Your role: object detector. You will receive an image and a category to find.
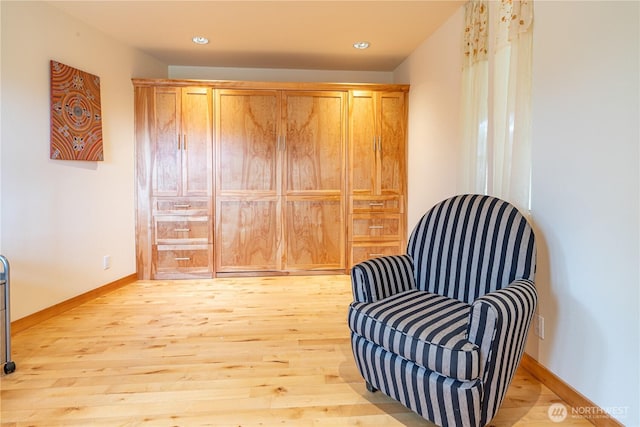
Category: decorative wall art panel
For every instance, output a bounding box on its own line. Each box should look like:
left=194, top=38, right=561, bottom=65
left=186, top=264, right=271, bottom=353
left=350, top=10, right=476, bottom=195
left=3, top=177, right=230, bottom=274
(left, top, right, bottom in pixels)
left=50, top=61, right=103, bottom=161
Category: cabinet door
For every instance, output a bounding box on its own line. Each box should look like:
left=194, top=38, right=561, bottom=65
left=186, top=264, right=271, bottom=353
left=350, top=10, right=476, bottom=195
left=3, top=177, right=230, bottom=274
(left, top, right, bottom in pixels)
left=153, top=88, right=181, bottom=197
left=181, top=87, right=212, bottom=197
left=378, top=92, right=406, bottom=195
left=349, top=91, right=377, bottom=195
left=283, top=92, right=346, bottom=270
left=284, top=92, right=345, bottom=194
left=215, top=90, right=282, bottom=272
left=216, top=198, right=280, bottom=271
left=217, top=90, right=279, bottom=192
left=285, top=198, right=344, bottom=269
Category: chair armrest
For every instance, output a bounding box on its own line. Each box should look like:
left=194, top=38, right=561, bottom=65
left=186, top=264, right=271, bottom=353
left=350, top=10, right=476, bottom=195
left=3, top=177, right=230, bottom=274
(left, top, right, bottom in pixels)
left=467, top=279, right=537, bottom=422
left=350, top=255, right=416, bottom=303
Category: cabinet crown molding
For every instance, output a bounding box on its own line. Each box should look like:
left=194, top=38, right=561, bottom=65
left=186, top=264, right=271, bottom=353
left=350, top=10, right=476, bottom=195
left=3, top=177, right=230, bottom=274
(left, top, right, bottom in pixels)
left=132, top=78, right=409, bottom=92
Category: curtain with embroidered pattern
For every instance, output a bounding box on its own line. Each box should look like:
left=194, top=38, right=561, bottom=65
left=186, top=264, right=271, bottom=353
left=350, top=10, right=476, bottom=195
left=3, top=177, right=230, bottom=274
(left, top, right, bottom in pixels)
left=460, top=0, right=534, bottom=211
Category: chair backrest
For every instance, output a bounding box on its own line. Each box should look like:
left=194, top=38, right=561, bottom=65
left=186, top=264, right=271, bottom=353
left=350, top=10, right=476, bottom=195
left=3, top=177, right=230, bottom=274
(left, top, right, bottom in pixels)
left=407, top=194, right=535, bottom=304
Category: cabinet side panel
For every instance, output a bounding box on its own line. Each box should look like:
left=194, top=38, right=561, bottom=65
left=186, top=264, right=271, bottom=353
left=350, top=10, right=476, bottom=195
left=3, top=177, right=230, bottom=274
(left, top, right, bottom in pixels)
left=135, top=86, right=155, bottom=279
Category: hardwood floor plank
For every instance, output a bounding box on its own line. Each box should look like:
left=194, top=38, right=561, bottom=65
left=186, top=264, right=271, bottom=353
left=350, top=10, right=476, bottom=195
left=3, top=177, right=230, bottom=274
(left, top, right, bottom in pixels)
left=1, top=276, right=590, bottom=426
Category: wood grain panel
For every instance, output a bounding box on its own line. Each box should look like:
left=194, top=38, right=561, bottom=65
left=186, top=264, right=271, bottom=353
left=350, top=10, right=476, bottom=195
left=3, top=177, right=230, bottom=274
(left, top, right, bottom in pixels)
left=350, top=195, right=403, bottom=213
left=153, top=244, right=213, bottom=278
left=379, top=92, right=406, bottom=195
left=217, top=198, right=280, bottom=271
left=181, top=87, right=212, bottom=196
left=351, top=242, right=404, bottom=266
left=349, top=92, right=377, bottom=195
left=154, top=215, right=210, bottom=244
left=284, top=92, right=345, bottom=193
left=350, top=214, right=402, bottom=240
left=153, top=198, right=210, bottom=215
left=134, top=86, right=155, bottom=279
left=153, top=88, right=181, bottom=197
left=217, top=90, right=279, bottom=192
left=285, top=199, right=344, bottom=269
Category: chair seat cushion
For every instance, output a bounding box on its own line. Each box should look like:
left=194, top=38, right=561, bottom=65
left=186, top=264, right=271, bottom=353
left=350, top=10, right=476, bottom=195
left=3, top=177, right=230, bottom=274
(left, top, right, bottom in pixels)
left=348, top=289, right=481, bottom=381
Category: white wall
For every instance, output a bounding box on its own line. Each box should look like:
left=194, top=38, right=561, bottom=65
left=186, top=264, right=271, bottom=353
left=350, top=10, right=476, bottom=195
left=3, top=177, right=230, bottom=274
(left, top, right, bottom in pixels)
left=169, top=65, right=393, bottom=84
left=0, top=1, right=167, bottom=320
left=394, top=7, right=463, bottom=229
left=531, top=2, right=639, bottom=424
left=397, top=1, right=639, bottom=424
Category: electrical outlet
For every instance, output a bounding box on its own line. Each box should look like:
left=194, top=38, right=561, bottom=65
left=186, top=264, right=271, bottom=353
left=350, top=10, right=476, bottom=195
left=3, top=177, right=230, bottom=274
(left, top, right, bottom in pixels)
left=534, top=314, right=544, bottom=339
left=103, top=255, right=111, bottom=270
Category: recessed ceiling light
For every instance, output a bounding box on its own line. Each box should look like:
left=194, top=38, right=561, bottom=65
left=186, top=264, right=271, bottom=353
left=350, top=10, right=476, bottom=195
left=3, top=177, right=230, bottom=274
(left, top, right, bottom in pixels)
left=192, top=36, right=209, bottom=45
left=353, top=41, right=370, bottom=50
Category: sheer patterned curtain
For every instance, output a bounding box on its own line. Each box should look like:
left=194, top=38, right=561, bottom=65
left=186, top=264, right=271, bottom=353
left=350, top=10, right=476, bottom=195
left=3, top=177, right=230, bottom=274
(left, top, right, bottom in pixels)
left=460, top=0, right=534, bottom=211
left=460, top=0, right=489, bottom=194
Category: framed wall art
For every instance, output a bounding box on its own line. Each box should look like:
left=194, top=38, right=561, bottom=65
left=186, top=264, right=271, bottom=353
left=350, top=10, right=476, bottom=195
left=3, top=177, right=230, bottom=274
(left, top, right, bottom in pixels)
left=50, top=60, right=104, bottom=161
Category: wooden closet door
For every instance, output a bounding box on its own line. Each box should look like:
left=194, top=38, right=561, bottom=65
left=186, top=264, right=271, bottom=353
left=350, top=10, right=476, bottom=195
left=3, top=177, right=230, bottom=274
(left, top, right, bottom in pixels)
left=153, top=88, right=181, bottom=197
left=378, top=92, right=406, bottom=195
left=283, top=92, right=346, bottom=270
left=181, top=87, right=212, bottom=197
left=349, top=91, right=377, bottom=195
left=216, top=90, right=282, bottom=271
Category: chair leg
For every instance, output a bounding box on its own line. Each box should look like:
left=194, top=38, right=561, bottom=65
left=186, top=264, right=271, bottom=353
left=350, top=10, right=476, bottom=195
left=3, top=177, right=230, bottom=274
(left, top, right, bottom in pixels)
left=365, top=381, right=377, bottom=393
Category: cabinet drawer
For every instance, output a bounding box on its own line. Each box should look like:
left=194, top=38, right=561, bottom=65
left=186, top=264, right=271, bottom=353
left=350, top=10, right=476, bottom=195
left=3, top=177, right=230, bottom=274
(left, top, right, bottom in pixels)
left=154, top=198, right=210, bottom=215
left=350, top=242, right=404, bottom=266
left=351, top=196, right=403, bottom=213
left=154, top=216, right=210, bottom=244
left=154, top=244, right=212, bottom=274
left=351, top=214, right=402, bottom=240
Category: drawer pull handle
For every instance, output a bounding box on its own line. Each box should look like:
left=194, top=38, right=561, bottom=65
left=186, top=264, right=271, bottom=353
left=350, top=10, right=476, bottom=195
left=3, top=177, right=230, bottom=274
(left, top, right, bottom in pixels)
left=368, top=203, right=385, bottom=207
left=173, top=204, right=191, bottom=208
left=174, top=257, right=191, bottom=261
left=174, top=228, right=191, bottom=232
left=368, top=225, right=384, bottom=229
left=369, top=253, right=385, bottom=257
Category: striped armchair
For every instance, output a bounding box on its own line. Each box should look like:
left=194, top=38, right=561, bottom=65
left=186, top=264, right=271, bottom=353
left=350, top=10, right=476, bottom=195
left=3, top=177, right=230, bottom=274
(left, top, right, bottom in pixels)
left=348, top=194, right=537, bottom=427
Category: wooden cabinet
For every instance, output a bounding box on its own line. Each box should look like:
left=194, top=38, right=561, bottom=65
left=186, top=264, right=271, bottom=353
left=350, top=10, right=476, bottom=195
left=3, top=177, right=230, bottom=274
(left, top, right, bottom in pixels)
left=348, top=91, right=407, bottom=267
left=152, top=87, right=212, bottom=197
left=215, top=89, right=346, bottom=273
left=349, top=90, right=406, bottom=196
left=215, top=90, right=281, bottom=272
left=135, top=86, right=213, bottom=279
left=283, top=92, right=346, bottom=270
left=135, top=79, right=407, bottom=278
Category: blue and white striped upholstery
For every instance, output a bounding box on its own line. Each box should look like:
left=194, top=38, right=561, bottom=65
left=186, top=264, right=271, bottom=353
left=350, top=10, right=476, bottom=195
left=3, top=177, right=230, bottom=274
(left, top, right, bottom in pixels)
left=351, top=255, right=416, bottom=303
left=408, top=194, right=535, bottom=303
left=348, top=195, right=537, bottom=427
left=349, top=290, right=480, bottom=381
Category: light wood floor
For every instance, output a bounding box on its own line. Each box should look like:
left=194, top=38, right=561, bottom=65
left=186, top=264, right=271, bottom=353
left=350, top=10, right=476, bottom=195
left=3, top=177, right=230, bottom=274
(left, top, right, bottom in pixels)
left=1, top=275, right=590, bottom=426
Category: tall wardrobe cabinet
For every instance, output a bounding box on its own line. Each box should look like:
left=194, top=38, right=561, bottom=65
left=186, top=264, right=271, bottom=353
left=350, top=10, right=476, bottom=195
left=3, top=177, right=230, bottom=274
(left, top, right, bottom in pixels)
left=215, top=90, right=346, bottom=273
left=135, top=85, right=213, bottom=279
left=348, top=91, right=407, bottom=266
left=134, top=79, right=408, bottom=280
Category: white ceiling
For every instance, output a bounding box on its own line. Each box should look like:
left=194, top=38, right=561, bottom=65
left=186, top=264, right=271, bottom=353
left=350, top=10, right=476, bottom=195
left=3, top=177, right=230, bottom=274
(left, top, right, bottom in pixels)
left=47, top=1, right=463, bottom=71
